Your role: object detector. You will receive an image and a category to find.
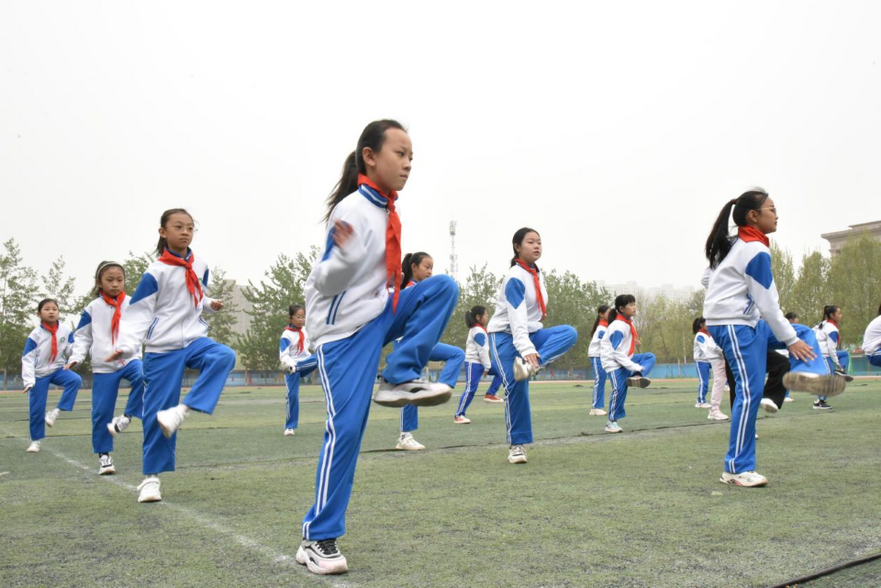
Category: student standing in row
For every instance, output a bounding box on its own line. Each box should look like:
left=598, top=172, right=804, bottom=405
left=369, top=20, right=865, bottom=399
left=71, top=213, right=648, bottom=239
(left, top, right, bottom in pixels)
left=280, top=304, right=318, bottom=436
left=812, top=305, right=850, bottom=410
left=692, top=317, right=728, bottom=421
left=454, top=305, right=502, bottom=424
left=587, top=305, right=610, bottom=416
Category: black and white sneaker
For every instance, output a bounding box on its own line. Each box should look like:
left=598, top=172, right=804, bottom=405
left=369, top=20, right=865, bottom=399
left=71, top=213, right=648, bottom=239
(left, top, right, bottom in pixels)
left=834, top=368, right=854, bottom=383
left=107, top=414, right=132, bottom=438
left=98, top=453, right=116, bottom=475
left=296, top=538, right=348, bottom=575
left=373, top=379, right=451, bottom=407
left=813, top=399, right=832, bottom=410
left=784, top=372, right=846, bottom=397
left=625, top=376, right=651, bottom=388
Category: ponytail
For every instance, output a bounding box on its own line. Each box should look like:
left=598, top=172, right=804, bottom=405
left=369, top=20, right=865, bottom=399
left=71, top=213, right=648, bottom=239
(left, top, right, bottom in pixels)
left=590, top=304, right=610, bottom=336
left=465, top=305, right=487, bottom=328
left=817, top=305, right=839, bottom=328
left=692, top=317, right=705, bottom=334
left=401, top=251, right=430, bottom=289
left=705, top=189, right=770, bottom=268
left=323, top=119, right=407, bottom=223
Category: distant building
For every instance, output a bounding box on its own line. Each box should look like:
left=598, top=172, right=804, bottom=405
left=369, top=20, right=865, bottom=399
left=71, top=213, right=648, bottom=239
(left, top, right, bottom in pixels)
left=225, top=280, right=253, bottom=337
left=821, top=220, right=881, bottom=257
left=596, top=280, right=696, bottom=303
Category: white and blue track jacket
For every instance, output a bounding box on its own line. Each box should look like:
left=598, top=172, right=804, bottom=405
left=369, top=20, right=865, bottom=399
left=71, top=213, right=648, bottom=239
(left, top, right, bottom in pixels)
left=305, top=186, right=397, bottom=348
left=465, top=326, right=491, bottom=369
left=587, top=322, right=608, bottom=358
left=703, top=238, right=798, bottom=346
left=487, top=263, right=548, bottom=358
left=693, top=330, right=723, bottom=362
left=813, top=321, right=841, bottom=367
left=280, top=327, right=312, bottom=371
left=600, top=318, right=642, bottom=373
left=69, top=296, right=142, bottom=373
left=116, top=249, right=218, bottom=356
left=862, top=315, right=881, bottom=356
left=22, top=323, right=74, bottom=388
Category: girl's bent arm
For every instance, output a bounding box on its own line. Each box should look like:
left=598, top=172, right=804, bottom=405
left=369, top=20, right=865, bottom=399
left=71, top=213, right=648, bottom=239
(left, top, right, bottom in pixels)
left=312, top=221, right=370, bottom=297
left=67, top=310, right=93, bottom=367
left=744, top=250, right=798, bottom=346
left=116, top=273, right=159, bottom=357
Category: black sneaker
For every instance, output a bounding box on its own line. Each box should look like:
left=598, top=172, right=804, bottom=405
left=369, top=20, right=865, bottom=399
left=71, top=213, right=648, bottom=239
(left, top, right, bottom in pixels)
left=296, top=538, right=348, bottom=575
left=813, top=399, right=832, bottom=410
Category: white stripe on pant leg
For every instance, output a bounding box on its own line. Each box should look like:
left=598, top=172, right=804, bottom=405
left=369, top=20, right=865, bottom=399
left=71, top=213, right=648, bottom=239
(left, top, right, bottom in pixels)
left=457, top=364, right=472, bottom=415
left=490, top=333, right=514, bottom=444
left=609, top=369, right=619, bottom=421
left=728, top=325, right=752, bottom=474
left=317, top=348, right=337, bottom=509
left=304, top=346, right=337, bottom=540
left=592, top=358, right=599, bottom=407
left=400, top=407, right=405, bottom=432
left=697, top=364, right=706, bottom=403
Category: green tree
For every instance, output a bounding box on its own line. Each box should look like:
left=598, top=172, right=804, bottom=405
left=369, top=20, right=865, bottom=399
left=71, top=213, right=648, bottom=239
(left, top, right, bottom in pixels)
left=0, top=239, right=40, bottom=386
left=123, top=251, right=154, bottom=294
left=770, top=242, right=797, bottom=307
left=828, top=235, right=881, bottom=347
left=440, top=264, right=501, bottom=353
left=203, top=266, right=240, bottom=347
left=543, top=270, right=609, bottom=369
left=237, top=249, right=316, bottom=371
left=41, top=256, right=78, bottom=329
left=790, top=250, right=832, bottom=325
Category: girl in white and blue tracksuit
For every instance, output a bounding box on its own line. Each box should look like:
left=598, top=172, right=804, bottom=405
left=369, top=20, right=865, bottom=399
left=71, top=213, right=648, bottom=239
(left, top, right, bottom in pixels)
left=68, top=261, right=144, bottom=463
left=703, top=190, right=838, bottom=484
left=863, top=305, right=881, bottom=368
left=299, top=121, right=458, bottom=568
left=396, top=252, right=465, bottom=447
left=280, top=304, right=318, bottom=433
left=114, top=209, right=236, bottom=494
left=22, top=299, right=81, bottom=445
left=813, top=305, right=849, bottom=404
left=587, top=305, right=610, bottom=413
left=600, top=294, right=656, bottom=430
left=455, top=305, right=498, bottom=420
left=487, top=227, right=578, bottom=461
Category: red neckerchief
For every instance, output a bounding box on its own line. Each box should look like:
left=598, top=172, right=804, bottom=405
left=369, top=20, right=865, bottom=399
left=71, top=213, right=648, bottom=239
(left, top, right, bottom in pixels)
left=515, top=260, right=546, bottom=319
left=358, top=174, right=402, bottom=312
left=476, top=324, right=488, bottom=333
left=599, top=319, right=609, bottom=328
left=41, top=321, right=59, bottom=363
left=101, top=291, right=126, bottom=344
left=699, top=328, right=710, bottom=336
left=615, top=314, right=639, bottom=356
left=285, top=325, right=304, bottom=353
left=405, top=280, right=416, bottom=289
left=737, top=226, right=770, bottom=247
left=158, top=248, right=203, bottom=308
left=827, top=320, right=838, bottom=328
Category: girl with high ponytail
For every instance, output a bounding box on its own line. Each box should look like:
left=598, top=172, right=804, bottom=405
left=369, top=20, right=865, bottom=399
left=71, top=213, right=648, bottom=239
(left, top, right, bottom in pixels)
left=454, top=305, right=504, bottom=423
left=702, top=189, right=845, bottom=488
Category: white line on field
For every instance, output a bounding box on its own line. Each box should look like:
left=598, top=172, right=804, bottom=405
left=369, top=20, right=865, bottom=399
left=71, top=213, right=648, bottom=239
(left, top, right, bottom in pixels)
left=0, top=427, right=354, bottom=588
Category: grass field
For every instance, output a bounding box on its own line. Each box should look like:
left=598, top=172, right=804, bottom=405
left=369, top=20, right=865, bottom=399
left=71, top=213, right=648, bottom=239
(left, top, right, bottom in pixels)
left=2, top=378, right=881, bottom=588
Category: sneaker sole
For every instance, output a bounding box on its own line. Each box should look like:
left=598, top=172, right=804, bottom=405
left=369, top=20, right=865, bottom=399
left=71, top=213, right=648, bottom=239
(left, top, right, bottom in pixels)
left=813, top=406, right=832, bottom=410
left=373, top=388, right=452, bottom=408
left=395, top=444, right=425, bottom=451
left=453, top=420, right=471, bottom=425
left=507, top=457, right=527, bottom=464
left=604, top=428, right=623, bottom=434
left=99, top=467, right=117, bottom=476
left=157, top=415, right=179, bottom=438
left=760, top=402, right=779, bottom=414
left=138, top=493, right=162, bottom=503
left=783, top=372, right=846, bottom=397
left=484, top=398, right=504, bottom=403
left=720, top=476, right=768, bottom=488
left=107, top=423, right=121, bottom=438
left=625, top=377, right=651, bottom=388
left=296, top=546, right=348, bottom=575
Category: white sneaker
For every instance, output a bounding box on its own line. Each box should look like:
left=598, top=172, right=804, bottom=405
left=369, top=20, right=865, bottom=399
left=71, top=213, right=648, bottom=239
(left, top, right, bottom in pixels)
left=98, top=454, right=116, bottom=475
left=44, top=408, right=60, bottom=427
left=720, top=471, right=768, bottom=487
left=783, top=396, right=794, bottom=403
left=137, top=476, right=162, bottom=503
left=760, top=398, right=779, bottom=414
left=507, top=445, right=527, bottom=464
left=694, top=402, right=712, bottom=409
left=708, top=411, right=729, bottom=421
left=107, top=415, right=132, bottom=438
left=26, top=440, right=41, bottom=453
left=373, top=379, right=452, bottom=407
left=589, top=408, right=608, bottom=416
left=513, top=358, right=539, bottom=382
left=284, top=428, right=296, bottom=436
left=453, top=415, right=471, bottom=424
left=604, top=422, right=623, bottom=433
left=396, top=432, right=425, bottom=451
left=156, top=404, right=191, bottom=438
left=296, top=539, right=348, bottom=575
left=783, top=372, right=847, bottom=397
left=625, top=376, right=651, bottom=388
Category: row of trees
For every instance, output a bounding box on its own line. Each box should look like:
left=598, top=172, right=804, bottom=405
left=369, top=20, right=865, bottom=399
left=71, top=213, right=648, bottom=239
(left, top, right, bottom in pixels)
left=2, top=234, right=878, bottom=382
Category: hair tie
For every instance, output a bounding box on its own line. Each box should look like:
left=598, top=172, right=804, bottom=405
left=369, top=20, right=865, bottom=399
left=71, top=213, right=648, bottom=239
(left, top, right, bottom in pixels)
left=95, top=261, right=123, bottom=279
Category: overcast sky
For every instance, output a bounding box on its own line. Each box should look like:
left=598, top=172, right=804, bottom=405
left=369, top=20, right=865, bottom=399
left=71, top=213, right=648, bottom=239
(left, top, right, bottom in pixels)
left=2, top=1, right=879, bottom=300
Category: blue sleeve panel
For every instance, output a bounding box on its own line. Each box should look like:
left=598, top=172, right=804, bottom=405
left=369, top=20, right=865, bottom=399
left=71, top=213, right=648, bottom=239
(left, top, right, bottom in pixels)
left=598, top=331, right=605, bottom=340
left=505, top=278, right=526, bottom=309
left=280, top=338, right=290, bottom=352
left=745, top=252, right=774, bottom=289
left=610, top=331, right=624, bottom=350
left=76, top=310, right=92, bottom=331
left=129, top=273, right=159, bottom=305
left=321, top=227, right=336, bottom=262
left=830, top=331, right=839, bottom=343
left=202, top=268, right=210, bottom=288
left=474, top=333, right=486, bottom=347
left=697, top=335, right=705, bottom=344
left=22, top=338, right=37, bottom=356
